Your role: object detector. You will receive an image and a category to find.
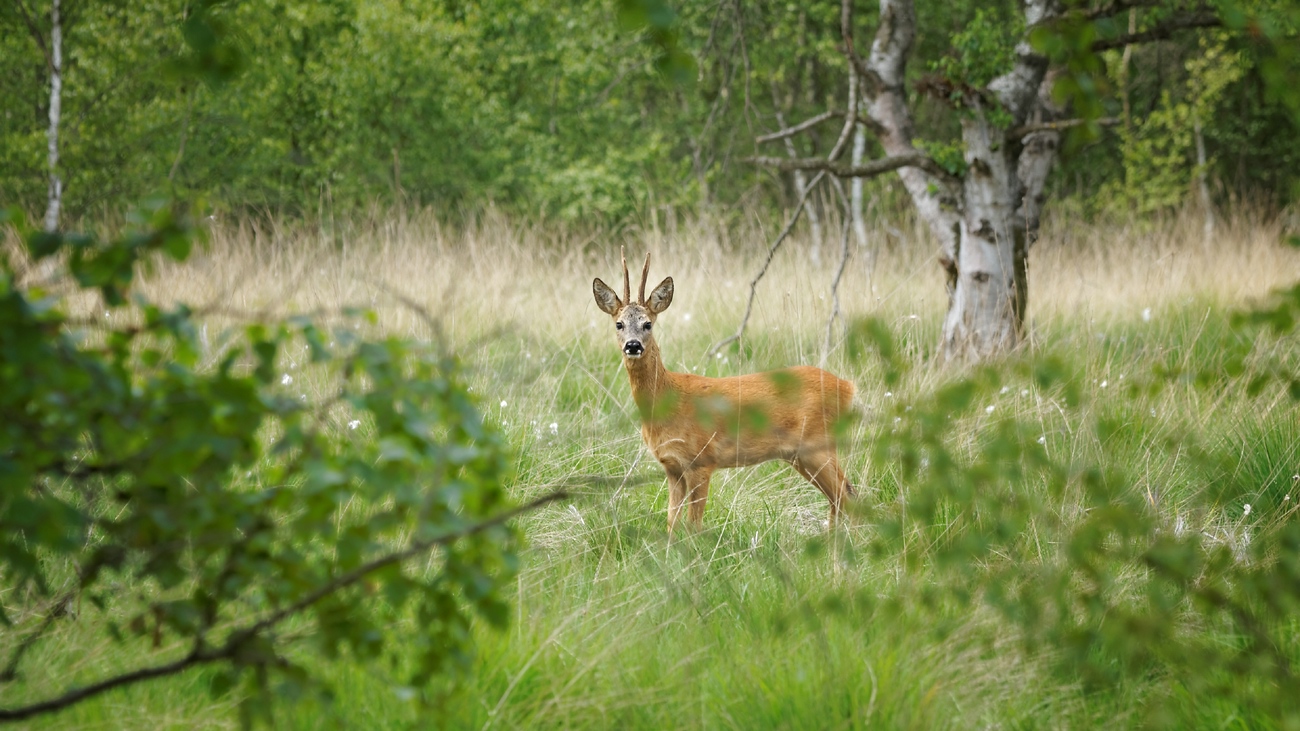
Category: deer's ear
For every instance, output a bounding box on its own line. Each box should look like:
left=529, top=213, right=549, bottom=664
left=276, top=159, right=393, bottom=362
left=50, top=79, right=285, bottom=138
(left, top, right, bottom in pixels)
left=593, top=278, right=623, bottom=316
left=646, top=276, right=673, bottom=314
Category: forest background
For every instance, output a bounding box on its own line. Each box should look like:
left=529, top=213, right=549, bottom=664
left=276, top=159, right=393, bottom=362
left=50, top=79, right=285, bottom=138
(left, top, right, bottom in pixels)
left=3, top=0, right=1297, bottom=227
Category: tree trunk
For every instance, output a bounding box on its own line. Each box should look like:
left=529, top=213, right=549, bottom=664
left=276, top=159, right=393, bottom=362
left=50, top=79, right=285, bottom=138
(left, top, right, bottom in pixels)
left=936, top=0, right=1054, bottom=361
left=940, top=112, right=1024, bottom=360
left=44, top=0, right=63, bottom=233
left=850, top=120, right=869, bottom=256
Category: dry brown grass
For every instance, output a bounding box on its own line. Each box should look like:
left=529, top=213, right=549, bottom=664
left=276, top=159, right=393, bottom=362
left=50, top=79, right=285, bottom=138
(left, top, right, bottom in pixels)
left=128, top=205, right=1299, bottom=360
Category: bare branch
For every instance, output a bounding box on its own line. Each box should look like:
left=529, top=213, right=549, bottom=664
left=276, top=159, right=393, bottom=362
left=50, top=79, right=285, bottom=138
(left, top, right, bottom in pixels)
left=0, top=592, right=76, bottom=684
left=1091, top=12, right=1221, bottom=51
left=755, top=110, right=840, bottom=144
left=749, top=152, right=960, bottom=186
left=826, top=67, right=859, bottom=161
left=840, top=0, right=879, bottom=92
left=822, top=187, right=853, bottom=368
left=1008, top=116, right=1120, bottom=139
left=0, top=490, right=569, bottom=723
left=706, top=171, right=827, bottom=358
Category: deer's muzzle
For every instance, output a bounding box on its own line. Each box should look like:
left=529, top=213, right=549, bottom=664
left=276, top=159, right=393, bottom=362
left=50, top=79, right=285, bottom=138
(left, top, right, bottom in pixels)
left=623, top=340, right=644, bottom=357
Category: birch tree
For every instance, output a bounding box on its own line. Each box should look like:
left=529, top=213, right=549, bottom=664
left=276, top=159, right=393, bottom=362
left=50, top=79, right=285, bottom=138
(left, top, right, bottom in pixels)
left=43, top=0, right=61, bottom=232
left=753, top=0, right=1225, bottom=362
left=12, top=0, right=63, bottom=231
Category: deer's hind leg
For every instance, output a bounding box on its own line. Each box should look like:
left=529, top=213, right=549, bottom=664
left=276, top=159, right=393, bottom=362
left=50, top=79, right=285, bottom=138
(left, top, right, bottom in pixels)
left=791, top=449, right=851, bottom=525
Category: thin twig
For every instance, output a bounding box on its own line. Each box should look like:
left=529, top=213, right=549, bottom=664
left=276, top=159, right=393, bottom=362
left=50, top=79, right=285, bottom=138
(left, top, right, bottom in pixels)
left=705, top=170, right=827, bottom=358
left=0, top=592, right=76, bottom=683
left=0, top=490, right=568, bottom=723
left=1090, top=11, right=1220, bottom=51
left=822, top=184, right=853, bottom=367
left=826, top=68, right=858, bottom=161
left=1008, top=116, right=1119, bottom=139
left=748, top=152, right=960, bottom=187
left=755, top=110, right=840, bottom=143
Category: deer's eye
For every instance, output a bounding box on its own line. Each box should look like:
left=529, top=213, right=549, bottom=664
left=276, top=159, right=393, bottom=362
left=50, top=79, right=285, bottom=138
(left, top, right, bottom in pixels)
left=643, top=322, right=652, bottom=331
left=615, top=322, right=624, bottom=330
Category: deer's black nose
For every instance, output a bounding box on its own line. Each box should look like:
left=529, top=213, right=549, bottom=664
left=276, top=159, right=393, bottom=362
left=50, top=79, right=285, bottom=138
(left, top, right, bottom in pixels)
left=623, top=340, right=644, bottom=357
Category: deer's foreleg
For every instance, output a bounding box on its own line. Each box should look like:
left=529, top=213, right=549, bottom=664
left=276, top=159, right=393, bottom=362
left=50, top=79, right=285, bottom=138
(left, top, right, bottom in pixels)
left=685, top=467, right=715, bottom=528
left=665, top=465, right=687, bottom=535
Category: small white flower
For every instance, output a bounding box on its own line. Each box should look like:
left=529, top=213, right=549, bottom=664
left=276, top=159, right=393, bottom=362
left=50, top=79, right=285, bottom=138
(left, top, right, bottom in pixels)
left=1037, top=436, right=1047, bottom=445
left=716, top=352, right=723, bottom=359
left=1021, top=389, right=1029, bottom=397
left=299, top=393, right=307, bottom=402
left=884, top=391, right=893, bottom=398
left=1243, top=503, right=1253, bottom=516
left=985, top=405, right=995, bottom=414
left=999, top=386, right=1010, bottom=395
left=684, top=313, right=692, bottom=321
left=908, top=314, right=919, bottom=320
left=1100, top=380, right=1108, bottom=388
left=104, top=311, right=110, bottom=318
left=1142, top=308, right=1152, bottom=322
left=1293, top=474, right=1299, bottom=482
left=549, top=422, right=558, bottom=436
left=348, top=420, right=360, bottom=430
left=500, top=400, right=508, bottom=408
left=281, top=374, right=293, bottom=386
left=1285, top=495, right=1291, bottom=502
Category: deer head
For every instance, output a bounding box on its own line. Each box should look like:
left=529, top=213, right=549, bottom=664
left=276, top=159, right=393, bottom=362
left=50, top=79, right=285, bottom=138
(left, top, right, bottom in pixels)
left=592, top=249, right=674, bottom=360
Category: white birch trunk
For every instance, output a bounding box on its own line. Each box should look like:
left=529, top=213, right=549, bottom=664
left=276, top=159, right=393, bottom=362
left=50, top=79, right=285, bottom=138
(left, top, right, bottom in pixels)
left=44, top=0, right=63, bottom=232
left=850, top=120, right=869, bottom=253
left=940, top=113, right=1022, bottom=360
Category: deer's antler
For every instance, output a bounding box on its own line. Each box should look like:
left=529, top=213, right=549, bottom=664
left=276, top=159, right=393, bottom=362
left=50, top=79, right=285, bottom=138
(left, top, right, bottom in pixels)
left=621, top=247, right=631, bottom=304
left=638, top=252, right=651, bottom=304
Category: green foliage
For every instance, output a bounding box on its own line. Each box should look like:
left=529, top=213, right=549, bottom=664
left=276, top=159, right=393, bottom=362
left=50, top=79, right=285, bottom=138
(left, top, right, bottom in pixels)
left=1098, top=34, right=1246, bottom=214
left=0, top=204, right=522, bottom=722
left=847, top=313, right=1300, bottom=726
left=930, top=9, right=1021, bottom=89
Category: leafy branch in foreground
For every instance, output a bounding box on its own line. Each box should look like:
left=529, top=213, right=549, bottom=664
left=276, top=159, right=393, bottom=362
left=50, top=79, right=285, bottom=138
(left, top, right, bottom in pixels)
left=0, top=202, right=555, bottom=724
left=842, top=310, right=1300, bottom=726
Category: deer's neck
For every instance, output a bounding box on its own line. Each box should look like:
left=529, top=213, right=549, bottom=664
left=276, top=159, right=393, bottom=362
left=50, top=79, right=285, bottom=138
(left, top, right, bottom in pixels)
left=624, top=342, right=674, bottom=424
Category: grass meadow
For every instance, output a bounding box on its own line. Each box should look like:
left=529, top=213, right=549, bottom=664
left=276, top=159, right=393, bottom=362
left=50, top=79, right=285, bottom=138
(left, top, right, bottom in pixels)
left=7, top=205, right=1300, bottom=729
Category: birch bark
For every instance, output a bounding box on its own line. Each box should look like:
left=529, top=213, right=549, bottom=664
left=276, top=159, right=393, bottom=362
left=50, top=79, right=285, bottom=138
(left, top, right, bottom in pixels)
left=43, top=0, right=63, bottom=233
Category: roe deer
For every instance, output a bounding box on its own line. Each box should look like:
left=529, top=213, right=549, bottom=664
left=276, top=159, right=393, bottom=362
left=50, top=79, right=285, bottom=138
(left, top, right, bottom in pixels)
left=593, top=250, right=857, bottom=533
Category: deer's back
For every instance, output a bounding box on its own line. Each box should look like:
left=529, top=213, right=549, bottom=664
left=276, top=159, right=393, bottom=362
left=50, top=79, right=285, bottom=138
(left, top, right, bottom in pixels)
left=645, top=365, right=855, bottom=470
